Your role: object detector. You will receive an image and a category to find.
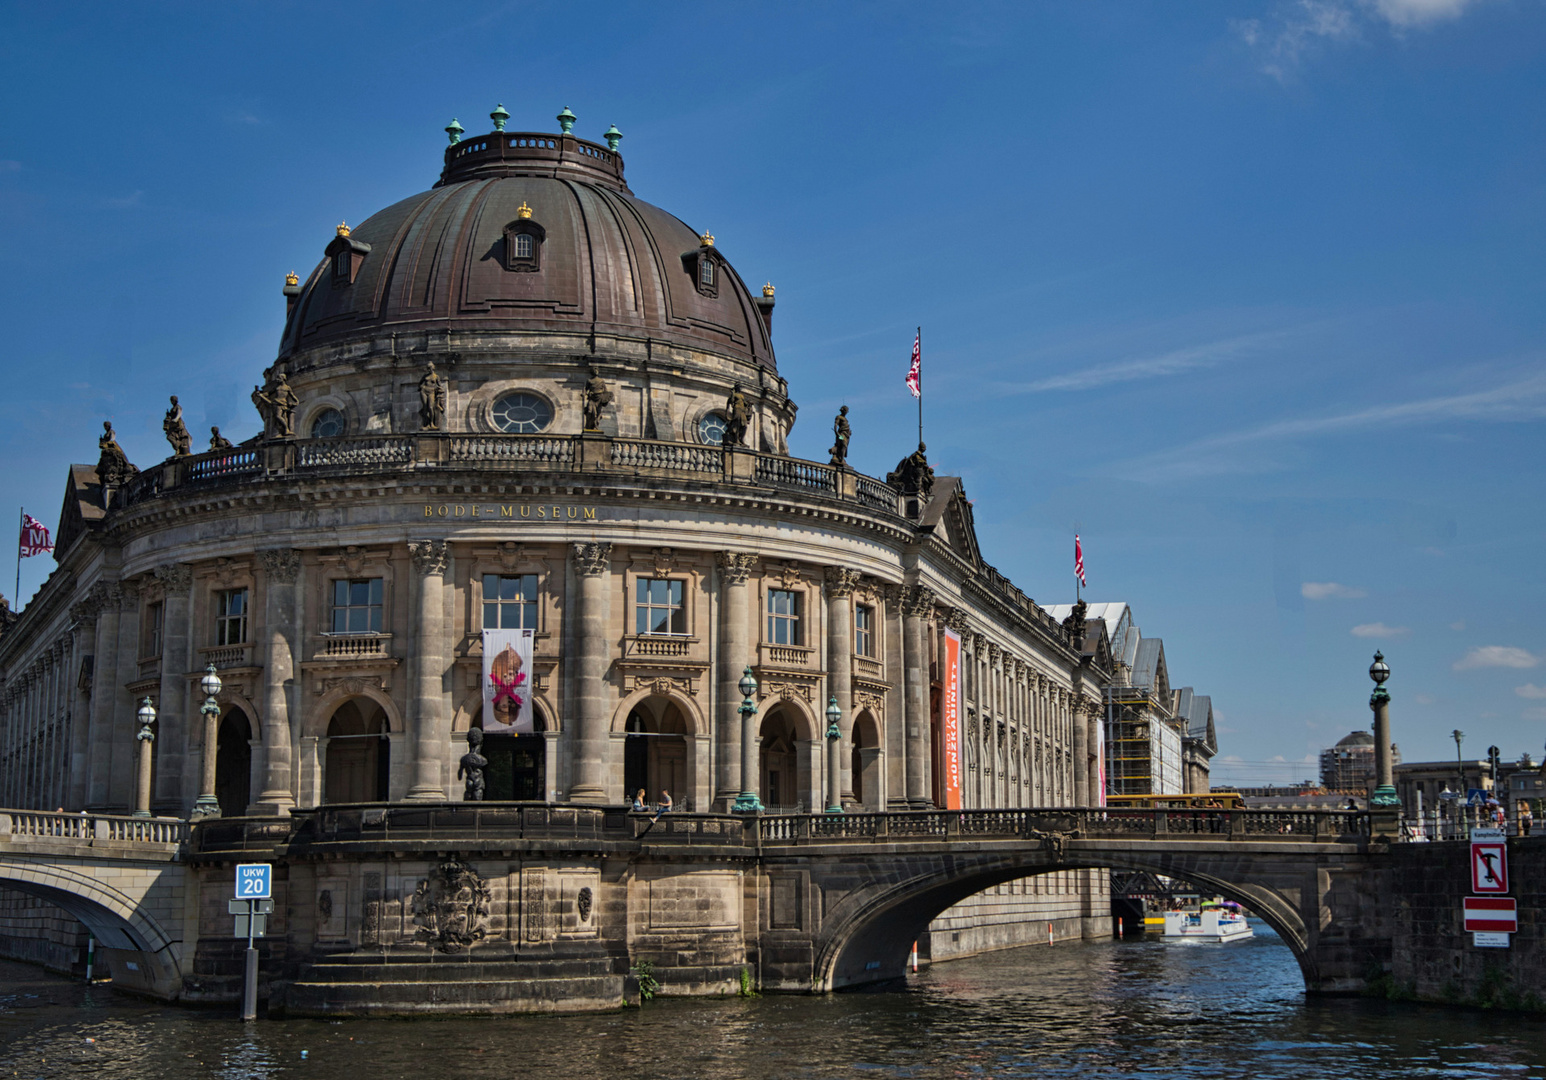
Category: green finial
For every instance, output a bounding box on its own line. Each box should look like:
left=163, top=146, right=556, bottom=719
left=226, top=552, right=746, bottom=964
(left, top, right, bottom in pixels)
left=490, top=103, right=509, bottom=132
left=556, top=106, right=576, bottom=134
left=445, top=118, right=464, bottom=145
left=603, top=124, right=623, bottom=151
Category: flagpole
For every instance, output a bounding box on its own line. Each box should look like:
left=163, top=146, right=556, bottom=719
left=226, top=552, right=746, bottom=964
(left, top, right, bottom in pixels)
left=916, top=326, right=923, bottom=447
left=15, top=507, right=23, bottom=605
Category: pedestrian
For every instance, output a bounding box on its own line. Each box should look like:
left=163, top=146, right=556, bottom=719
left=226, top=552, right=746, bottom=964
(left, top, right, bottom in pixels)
left=631, top=788, right=646, bottom=812
left=1519, top=801, right=1533, bottom=837
left=659, top=790, right=672, bottom=814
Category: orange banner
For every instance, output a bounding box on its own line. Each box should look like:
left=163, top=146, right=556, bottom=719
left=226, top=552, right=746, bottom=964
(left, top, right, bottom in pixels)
left=942, top=629, right=962, bottom=810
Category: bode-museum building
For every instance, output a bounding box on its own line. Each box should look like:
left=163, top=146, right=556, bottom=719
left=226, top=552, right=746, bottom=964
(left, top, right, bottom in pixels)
left=0, top=108, right=1115, bottom=974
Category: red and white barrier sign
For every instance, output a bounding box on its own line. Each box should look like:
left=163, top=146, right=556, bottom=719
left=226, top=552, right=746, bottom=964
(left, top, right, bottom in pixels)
left=1471, top=839, right=1509, bottom=893
left=1463, top=896, right=1517, bottom=934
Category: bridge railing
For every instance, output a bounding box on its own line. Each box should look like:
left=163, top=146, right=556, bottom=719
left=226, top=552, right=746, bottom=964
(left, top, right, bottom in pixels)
left=0, top=810, right=187, bottom=847
left=756, top=807, right=1369, bottom=843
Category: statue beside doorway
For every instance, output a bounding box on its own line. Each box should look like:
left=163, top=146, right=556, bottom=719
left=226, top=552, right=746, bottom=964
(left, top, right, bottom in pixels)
left=459, top=727, right=488, bottom=802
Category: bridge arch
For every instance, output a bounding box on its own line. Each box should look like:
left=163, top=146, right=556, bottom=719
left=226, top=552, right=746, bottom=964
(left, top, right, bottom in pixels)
left=806, top=848, right=1316, bottom=994
left=0, top=857, right=184, bottom=998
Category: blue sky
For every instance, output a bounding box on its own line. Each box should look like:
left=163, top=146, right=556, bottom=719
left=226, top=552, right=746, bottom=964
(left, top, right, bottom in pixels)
left=2, top=1, right=1543, bottom=785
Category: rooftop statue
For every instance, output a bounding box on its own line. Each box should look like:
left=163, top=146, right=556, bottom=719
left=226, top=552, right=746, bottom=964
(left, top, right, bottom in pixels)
left=252, top=371, right=298, bottom=439
left=209, top=427, right=233, bottom=451
left=582, top=370, right=614, bottom=432
left=722, top=385, right=752, bottom=448
left=162, top=395, right=192, bottom=457
left=829, top=405, right=851, bottom=468
left=419, top=361, right=447, bottom=431
left=886, top=441, right=935, bottom=500
left=96, top=421, right=138, bottom=487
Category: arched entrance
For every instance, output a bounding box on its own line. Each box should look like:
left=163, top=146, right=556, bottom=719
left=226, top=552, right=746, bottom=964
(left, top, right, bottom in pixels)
left=215, top=707, right=252, bottom=817
left=851, top=711, right=882, bottom=810
left=482, top=710, right=548, bottom=801
left=323, top=698, right=390, bottom=803
left=622, top=699, right=689, bottom=807
left=760, top=705, right=813, bottom=811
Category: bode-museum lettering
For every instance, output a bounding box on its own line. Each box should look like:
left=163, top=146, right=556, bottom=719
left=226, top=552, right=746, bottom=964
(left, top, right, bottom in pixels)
left=422, top=503, right=600, bottom=520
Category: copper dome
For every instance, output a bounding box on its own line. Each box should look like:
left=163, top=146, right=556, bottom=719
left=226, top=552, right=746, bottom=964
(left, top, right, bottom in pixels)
left=277, top=130, right=776, bottom=371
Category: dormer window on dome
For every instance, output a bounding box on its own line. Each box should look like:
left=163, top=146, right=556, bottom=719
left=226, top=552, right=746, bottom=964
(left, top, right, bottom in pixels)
left=325, top=222, right=372, bottom=288
left=681, top=232, right=720, bottom=299
left=503, top=203, right=546, bottom=273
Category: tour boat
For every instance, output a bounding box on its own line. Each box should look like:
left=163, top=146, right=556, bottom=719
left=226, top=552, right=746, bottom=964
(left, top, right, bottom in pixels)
left=1162, top=906, right=1255, bottom=943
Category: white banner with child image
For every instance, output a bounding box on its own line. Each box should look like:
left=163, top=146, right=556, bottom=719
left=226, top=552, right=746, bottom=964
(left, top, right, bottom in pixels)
left=481, top=628, right=535, bottom=733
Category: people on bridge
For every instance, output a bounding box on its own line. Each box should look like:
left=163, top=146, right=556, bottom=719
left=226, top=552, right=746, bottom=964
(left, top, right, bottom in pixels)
left=631, top=789, right=646, bottom=813
left=1519, top=801, right=1533, bottom=837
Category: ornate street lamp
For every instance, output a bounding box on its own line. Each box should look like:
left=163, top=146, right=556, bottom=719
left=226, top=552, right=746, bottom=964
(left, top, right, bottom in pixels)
left=192, top=663, right=224, bottom=818
left=1366, top=653, right=1400, bottom=833
left=133, top=697, right=156, bottom=818
left=825, top=696, right=844, bottom=814
left=732, top=666, right=763, bottom=813
left=1453, top=728, right=1468, bottom=827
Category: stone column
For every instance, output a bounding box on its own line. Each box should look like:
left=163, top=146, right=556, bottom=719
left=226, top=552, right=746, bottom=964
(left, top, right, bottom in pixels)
left=569, top=541, right=612, bottom=804
left=1086, top=695, right=1103, bottom=806
left=900, top=584, right=935, bottom=808
left=252, top=550, right=300, bottom=814
left=133, top=711, right=155, bottom=817
left=715, top=551, right=756, bottom=808
left=824, top=566, right=860, bottom=803
left=107, top=582, right=143, bottom=810
left=66, top=601, right=97, bottom=810
left=406, top=540, right=449, bottom=802
left=193, top=688, right=221, bottom=817
left=152, top=563, right=193, bottom=810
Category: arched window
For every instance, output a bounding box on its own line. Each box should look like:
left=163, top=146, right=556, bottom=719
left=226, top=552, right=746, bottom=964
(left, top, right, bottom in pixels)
left=310, top=408, right=346, bottom=439
left=698, top=412, right=728, bottom=446
left=491, top=392, right=554, bottom=434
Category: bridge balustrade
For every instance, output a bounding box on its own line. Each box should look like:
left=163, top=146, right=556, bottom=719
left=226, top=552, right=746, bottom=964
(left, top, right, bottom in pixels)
left=0, top=810, right=187, bottom=847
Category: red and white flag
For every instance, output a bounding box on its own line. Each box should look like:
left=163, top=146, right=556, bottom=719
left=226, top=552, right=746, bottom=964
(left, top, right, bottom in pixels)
left=1074, top=534, right=1086, bottom=588
left=905, top=331, right=921, bottom=399
left=19, top=514, right=52, bottom=558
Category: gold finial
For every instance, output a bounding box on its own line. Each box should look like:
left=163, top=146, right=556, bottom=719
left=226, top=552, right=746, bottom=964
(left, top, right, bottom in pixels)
left=516, top=201, right=533, bottom=220
left=336, top=221, right=351, bottom=237
left=285, top=270, right=299, bottom=287
left=762, top=282, right=775, bottom=298
left=699, top=231, right=714, bottom=247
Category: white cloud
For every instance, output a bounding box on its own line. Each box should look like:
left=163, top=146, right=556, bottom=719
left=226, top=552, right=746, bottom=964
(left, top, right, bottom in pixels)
left=1352, top=622, right=1408, bottom=638
left=1413, top=693, right=1435, bottom=705
left=1454, top=646, right=1540, bottom=671
left=1450, top=620, right=1467, bottom=631
left=105, top=191, right=144, bottom=209
left=1006, top=332, right=1277, bottom=394
left=1302, top=581, right=1367, bottom=600
left=1369, top=0, right=1480, bottom=28
left=1515, top=684, right=1546, bottom=699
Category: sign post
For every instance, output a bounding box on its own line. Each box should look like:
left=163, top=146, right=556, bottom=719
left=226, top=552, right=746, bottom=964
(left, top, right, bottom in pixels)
left=233, top=864, right=272, bottom=1020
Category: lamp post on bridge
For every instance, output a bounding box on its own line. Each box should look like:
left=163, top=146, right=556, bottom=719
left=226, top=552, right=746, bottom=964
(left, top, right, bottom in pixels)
left=192, top=664, right=224, bottom=818
left=1367, top=652, right=1400, bottom=838
left=732, top=667, right=764, bottom=814
left=825, top=696, right=844, bottom=814
left=133, top=698, right=156, bottom=818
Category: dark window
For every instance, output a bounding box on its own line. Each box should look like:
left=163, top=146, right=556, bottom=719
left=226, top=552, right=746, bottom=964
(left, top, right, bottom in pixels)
left=482, top=574, right=538, bottom=630
left=636, top=578, right=686, bottom=636
left=767, top=589, right=803, bottom=646
left=491, top=392, right=554, bottom=434
left=332, top=249, right=351, bottom=282
left=310, top=408, right=346, bottom=438
left=215, top=589, right=248, bottom=646
left=145, top=602, right=164, bottom=658
left=331, top=578, right=384, bottom=634
left=855, top=604, right=874, bottom=658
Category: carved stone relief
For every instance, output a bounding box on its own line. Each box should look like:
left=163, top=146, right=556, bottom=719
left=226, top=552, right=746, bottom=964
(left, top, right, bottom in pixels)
left=411, top=856, right=491, bottom=953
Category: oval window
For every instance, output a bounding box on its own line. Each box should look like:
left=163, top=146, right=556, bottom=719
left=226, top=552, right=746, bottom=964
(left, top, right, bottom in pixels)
left=698, top=412, right=728, bottom=446
left=492, top=392, right=554, bottom=434
left=310, top=408, right=346, bottom=438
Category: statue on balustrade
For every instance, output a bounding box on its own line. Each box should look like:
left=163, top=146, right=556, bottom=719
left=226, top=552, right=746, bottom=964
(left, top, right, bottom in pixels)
left=722, top=385, right=752, bottom=448
left=162, top=395, right=192, bottom=457
left=96, top=421, right=138, bottom=486
left=252, top=370, right=298, bottom=439
left=419, top=361, right=447, bottom=431
left=209, top=427, right=233, bottom=451
left=829, top=405, right=851, bottom=468
left=583, top=370, right=613, bottom=432
left=886, top=441, right=935, bottom=501
left=458, top=727, right=488, bottom=802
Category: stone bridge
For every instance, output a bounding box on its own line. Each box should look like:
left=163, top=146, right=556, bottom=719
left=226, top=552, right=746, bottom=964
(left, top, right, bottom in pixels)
left=0, top=804, right=1404, bottom=1012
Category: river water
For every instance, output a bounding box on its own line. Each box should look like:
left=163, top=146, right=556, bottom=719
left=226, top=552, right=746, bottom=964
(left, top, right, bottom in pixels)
left=2, top=923, right=1543, bottom=1079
